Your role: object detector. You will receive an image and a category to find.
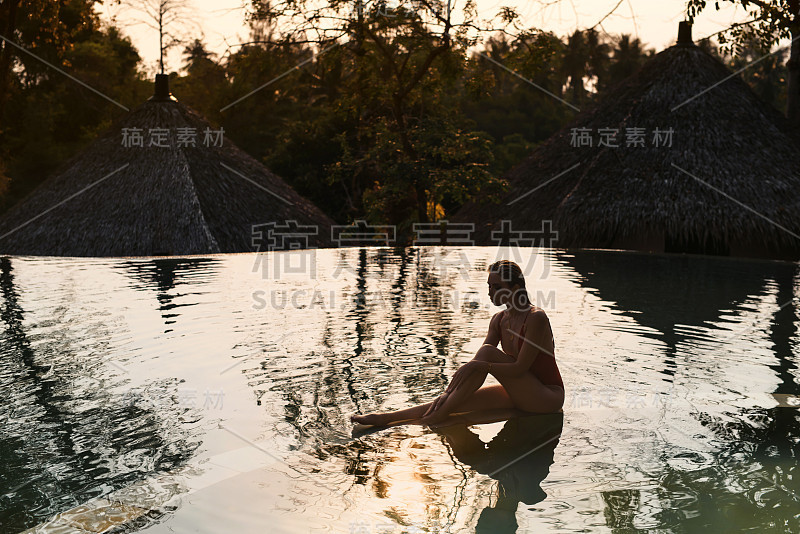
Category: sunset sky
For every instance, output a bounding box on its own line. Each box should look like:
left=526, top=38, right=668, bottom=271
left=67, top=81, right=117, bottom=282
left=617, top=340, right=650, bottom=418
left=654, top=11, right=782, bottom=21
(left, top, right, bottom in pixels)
left=97, top=0, right=753, bottom=75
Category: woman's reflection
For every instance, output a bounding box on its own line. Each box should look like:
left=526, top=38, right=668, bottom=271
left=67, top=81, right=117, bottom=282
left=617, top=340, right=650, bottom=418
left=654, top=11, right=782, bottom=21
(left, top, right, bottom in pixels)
left=435, top=411, right=564, bottom=533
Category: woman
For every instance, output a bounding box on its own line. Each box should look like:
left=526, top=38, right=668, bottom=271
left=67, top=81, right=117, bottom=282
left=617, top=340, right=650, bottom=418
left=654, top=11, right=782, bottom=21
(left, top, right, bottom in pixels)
left=351, top=260, right=565, bottom=426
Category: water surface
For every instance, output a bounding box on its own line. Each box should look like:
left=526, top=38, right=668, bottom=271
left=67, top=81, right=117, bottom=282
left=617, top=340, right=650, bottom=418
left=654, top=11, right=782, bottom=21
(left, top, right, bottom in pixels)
left=1, top=248, right=798, bottom=533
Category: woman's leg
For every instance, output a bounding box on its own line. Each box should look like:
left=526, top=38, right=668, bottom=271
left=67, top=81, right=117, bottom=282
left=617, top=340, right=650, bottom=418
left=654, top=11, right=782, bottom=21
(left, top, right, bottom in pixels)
left=471, top=345, right=564, bottom=413
left=351, top=343, right=563, bottom=426
left=352, top=347, right=500, bottom=425
left=450, top=344, right=564, bottom=414
left=420, top=364, right=491, bottom=424
left=351, top=384, right=515, bottom=426
left=351, top=401, right=434, bottom=426
left=420, top=343, right=533, bottom=423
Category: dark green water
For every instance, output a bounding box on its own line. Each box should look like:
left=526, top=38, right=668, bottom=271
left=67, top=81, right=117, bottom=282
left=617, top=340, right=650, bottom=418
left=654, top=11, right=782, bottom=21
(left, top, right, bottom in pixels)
left=0, top=248, right=798, bottom=533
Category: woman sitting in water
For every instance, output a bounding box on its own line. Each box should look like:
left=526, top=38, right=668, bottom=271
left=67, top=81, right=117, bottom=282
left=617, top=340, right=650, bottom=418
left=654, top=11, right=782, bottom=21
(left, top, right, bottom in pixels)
left=351, top=260, right=565, bottom=426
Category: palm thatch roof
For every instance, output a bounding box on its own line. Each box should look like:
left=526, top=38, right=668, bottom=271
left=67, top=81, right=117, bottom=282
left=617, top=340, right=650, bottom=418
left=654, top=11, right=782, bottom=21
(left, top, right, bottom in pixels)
left=456, top=23, right=800, bottom=260
left=0, top=77, right=334, bottom=256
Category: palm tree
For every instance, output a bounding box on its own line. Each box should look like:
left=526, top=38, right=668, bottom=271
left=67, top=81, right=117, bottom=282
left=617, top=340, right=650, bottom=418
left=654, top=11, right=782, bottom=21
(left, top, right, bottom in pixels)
left=584, top=28, right=611, bottom=95
left=182, top=39, right=213, bottom=74
left=561, top=30, right=587, bottom=104
left=559, top=29, right=613, bottom=104
left=605, top=34, right=650, bottom=88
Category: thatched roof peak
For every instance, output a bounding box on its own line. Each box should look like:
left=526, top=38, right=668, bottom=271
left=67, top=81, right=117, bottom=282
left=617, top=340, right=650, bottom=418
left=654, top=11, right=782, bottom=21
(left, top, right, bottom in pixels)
left=149, top=73, right=177, bottom=103
left=676, top=20, right=694, bottom=47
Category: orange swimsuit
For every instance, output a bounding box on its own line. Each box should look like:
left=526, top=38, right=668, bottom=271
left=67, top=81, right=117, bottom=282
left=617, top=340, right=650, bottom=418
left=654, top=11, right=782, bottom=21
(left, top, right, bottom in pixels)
left=513, top=313, right=564, bottom=389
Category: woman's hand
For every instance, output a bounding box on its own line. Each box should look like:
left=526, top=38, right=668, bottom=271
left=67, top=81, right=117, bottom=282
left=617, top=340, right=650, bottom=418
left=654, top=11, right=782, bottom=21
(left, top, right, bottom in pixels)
left=423, top=361, right=487, bottom=419
left=423, top=392, right=449, bottom=418
left=445, top=360, right=485, bottom=394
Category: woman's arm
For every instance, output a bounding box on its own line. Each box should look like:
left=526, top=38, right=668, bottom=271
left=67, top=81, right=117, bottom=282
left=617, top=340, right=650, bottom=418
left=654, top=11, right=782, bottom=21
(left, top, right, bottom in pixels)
left=487, top=311, right=552, bottom=379
left=482, top=312, right=503, bottom=347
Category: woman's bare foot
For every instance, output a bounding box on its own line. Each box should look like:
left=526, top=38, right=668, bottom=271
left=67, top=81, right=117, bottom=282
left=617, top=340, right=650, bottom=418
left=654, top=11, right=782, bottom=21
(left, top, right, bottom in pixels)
left=420, top=411, right=450, bottom=426
left=350, top=413, right=389, bottom=426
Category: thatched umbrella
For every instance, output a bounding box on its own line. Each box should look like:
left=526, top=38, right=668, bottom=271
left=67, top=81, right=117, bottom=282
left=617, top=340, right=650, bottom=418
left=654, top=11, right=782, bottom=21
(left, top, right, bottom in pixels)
left=0, top=75, right=334, bottom=256
left=456, top=22, right=800, bottom=260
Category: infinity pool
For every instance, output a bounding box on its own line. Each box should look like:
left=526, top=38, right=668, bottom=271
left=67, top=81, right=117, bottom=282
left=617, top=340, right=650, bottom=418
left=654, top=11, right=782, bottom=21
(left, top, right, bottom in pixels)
left=1, top=247, right=799, bottom=533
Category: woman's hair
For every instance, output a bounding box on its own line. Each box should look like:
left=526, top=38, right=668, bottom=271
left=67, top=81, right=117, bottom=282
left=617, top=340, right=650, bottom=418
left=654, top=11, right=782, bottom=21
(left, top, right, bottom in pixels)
left=488, top=260, right=531, bottom=310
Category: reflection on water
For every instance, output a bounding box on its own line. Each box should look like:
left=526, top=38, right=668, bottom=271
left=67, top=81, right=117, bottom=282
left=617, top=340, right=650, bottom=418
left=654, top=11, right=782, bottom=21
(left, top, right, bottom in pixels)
left=118, top=258, right=221, bottom=331
left=0, top=248, right=799, bottom=533
left=560, top=250, right=800, bottom=533
left=435, top=413, right=563, bottom=533
left=0, top=257, right=203, bottom=532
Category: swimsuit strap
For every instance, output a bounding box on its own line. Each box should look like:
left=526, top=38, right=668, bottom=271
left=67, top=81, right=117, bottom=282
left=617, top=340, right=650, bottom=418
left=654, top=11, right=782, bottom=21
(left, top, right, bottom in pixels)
left=517, top=312, right=556, bottom=354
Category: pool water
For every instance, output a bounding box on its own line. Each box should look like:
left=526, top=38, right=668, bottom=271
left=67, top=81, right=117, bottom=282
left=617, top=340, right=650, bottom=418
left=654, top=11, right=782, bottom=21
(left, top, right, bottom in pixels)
left=1, top=247, right=799, bottom=533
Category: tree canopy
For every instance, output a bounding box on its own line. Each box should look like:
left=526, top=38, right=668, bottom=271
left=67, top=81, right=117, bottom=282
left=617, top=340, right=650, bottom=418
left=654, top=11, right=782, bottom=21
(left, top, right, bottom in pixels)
left=0, top=1, right=793, bottom=240
left=686, top=0, right=800, bottom=123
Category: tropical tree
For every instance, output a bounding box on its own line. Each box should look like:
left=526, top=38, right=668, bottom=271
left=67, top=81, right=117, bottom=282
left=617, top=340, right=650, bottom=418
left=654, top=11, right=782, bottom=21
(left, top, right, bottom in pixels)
left=237, top=0, right=511, bottom=229
left=730, top=34, right=789, bottom=111
left=171, top=39, right=228, bottom=115
left=686, top=0, right=800, bottom=124
left=604, top=34, right=653, bottom=89
left=561, top=30, right=587, bottom=104
left=0, top=1, right=145, bottom=213
left=460, top=30, right=572, bottom=176
left=0, top=0, right=104, bottom=117
left=0, top=0, right=22, bottom=118
left=557, top=28, right=613, bottom=103
left=479, top=33, right=515, bottom=97
left=584, top=28, right=610, bottom=92
left=219, top=23, right=345, bottom=217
